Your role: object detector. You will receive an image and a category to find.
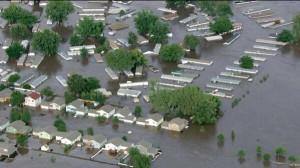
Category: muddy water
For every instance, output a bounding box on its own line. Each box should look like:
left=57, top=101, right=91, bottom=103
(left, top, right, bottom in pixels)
left=1, top=1, right=300, bottom=168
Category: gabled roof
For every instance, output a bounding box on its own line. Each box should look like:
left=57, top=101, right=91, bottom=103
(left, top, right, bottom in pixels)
left=107, top=137, right=125, bottom=146
left=99, top=105, right=115, bottom=112
left=51, top=97, right=65, bottom=106
left=68, top=99, right=84, bottom=108
left=116, top=107, right=131, bottom=116
left=0, top=88, right=12, bottom=97
left=28, top=92, right=41, bottom=100
left=65, top=131, right=81, bottom=141
left=0, top=142, right=16, bottom=156
left=170, top=117, right=188, bottom=126
left=34, top=125, right=57, bottom=134
left=146, top=113, right=163, bottom=122
left=136, top=140, right=152, bottom=149
left=8, top=120, right=26, bottom=130
left=84, top=134, right=107, bottom=143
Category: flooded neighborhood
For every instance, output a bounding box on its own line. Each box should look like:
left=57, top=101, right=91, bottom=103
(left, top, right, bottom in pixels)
left=0, top=1, right=300, bottom=168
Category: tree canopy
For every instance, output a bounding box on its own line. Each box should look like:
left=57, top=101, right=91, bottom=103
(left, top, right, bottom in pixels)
left=292, top=12, right=300, bottom=41
left=32, top=29, right=62, bottom=56
left=159, top=44, right=184, bottom=62
left=45, top=1, right=74, bottom=24
left=239, top=55, right=254, bottom=69
left=128, top=32, right=138, bottom=47
left=53, top=119, right=67, bottom=132
left=16, top=134, right=28, bottom=147
left=134, top=10, right=159, bottom=35
left=209, top=17, right=233, bottom=34
left=276, top=29, right=294, bottom=42
left=21, top=107, right=31, bottom=124
left=199, top=1, right=233, bottom=17
left=8, top=74, right=20, bottom=84
left=76, top=17, right=104, bottom=39
left=69, top=34, right=84, bottom=46
left=67, top=74, right=101, bottom=97
left=184, top=34, right=200, bottom=49
left=5, top=43, right=26, bottom=60
left=150, top=86, right=221, bottom=125
left=166, top=0, right=187, bottom=7
left=10, top=91, right=24, bottom=107
left=106, top=48, right=147, bottom=71
left=41, top=86, right=54, bottom=98
left=128, top=147, right=151, bottom=168
left=149, top=20, right=170, bottom=44
left=9, top=108, right=21, bottom=123
left=1, top=4, right=38, bottom=27
left=10, top=24, right=31, bottom=41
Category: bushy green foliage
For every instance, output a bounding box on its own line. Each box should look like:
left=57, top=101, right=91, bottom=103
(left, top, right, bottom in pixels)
left=76, top=17, right=104, bottom=39
left=10, top=24, right=31, bottom=41
left=159, top=44, right=184, bottom=62
left=54, top=119, right=67, bottom=132
left=5, top=43, right=26, bottom=60
left=32, top=29, right=62, bottom=56
left=46, top=1, right=74, bottom=24
left=16, top=134, right=28, bottom=147
left=184, top=34, right=200, bottom=49
left=149, top=20, right=170, bottom=44
left=128, top=32, right=138, bottom=47
left=239, top=55, right=254, bottom=69
left=276, top=29, right=294, bottom=42
left=209, top=17, right=234, bottom=34
left=10, top=91, right=24, bottom=107
left=134, top=10, right=159, bottom=35
left=69, top=34, right=84, bottom=46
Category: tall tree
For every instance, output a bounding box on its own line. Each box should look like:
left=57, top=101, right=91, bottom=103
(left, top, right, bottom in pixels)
left=8, top=74, right=20, bottom=84
left=1, top=4, right=38, bottom=27
left=184, top=34, right=200, bottom=50
left=53, top=119, right=67, bottom=132
left=239, top=55, right=254, bottom=69
left=276, top=29, right=294, bottom=42
left=21, top=107, right=31, bottom=124
left=10, top=24, right=31, bottom=41
left=16, top=134, right=28, bottom=147
left=128, top=32, right=138, bottom=47
left=10, top=91, right=24, bottom=107
left=67, top=74, right=87, bottom=97
left=45, top=1, right=74, bottom=24
left=106, top=48, right=135, bottom=70
left=69, top=34, right=84, bottom=46
left=86, top=77, right=100, bottom=91
left=41, top=86, right=54, bottom=98
left=292, top=12, right=300, bottom=41
left=130, top=49, right=147, bottom=66
left=215, top=2, right=233, bottom=17
left=86, top=127, right=94, bottom=135
left=134, top=10, right=159, bottom=34
left=5, top=43, right=26, bottom=60
left=209, top=17, right=233, bottom=34
left=149, top=20, right=170, bottom=44
left=32, top=29, right=62, bottom=56
left=9, top=108, right=21, bottom=122
left=76, top=17, right=104, bottom=39
left=159, top=43, right=184, bottom=62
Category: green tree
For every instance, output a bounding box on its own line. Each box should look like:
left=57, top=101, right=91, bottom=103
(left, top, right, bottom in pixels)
left=292, top=12, right=300, bottom=41
left=21, top=107, right=31, bottom=124
left=69, top=34, right=84, bottom=46
left=64, top=145, right=72, bottom=153
left=256, top=145, right=262, bottom=154
left=80, top=91, right=105, bottom=105
left=134, top=106, right=142, bottom=117
left=199, top=1, right=233, bottom=17
left=78, top=129, right=84, bottom=134
left=50, top=155, right=56, bottom=163
left=275, top=146, right=286, bottom=157
left=9, top=108, right=21, bottom=122
left=288, top=155, right=298, bottom=163
left=112, top=116, right=119, bottom=127
left=128, top=32, right=138, bottom=47
left=238, top=149, right=246, bottom=159
left=129, top=147, right=140, bottom=157
left=10, top=91, right=24, bottom=107
left=86, top=127, right=94, bottom=135
left=8, top=74, right=20, bottom=84
left=217, top=134, right=225, bottom=142
left=23, top=84, right=31, bottom=90
left=184, top=34, right=200, bottom=50
left=263, top=153, right=271, bottom=161
left=149, top=20, right=170, bottom=44
left=86, top=77, right=100, bottom=91
left=1, top=4, right=38, bottom=27
left=130, top=49, right=147, bottom=66
left=0, top=138, right=5, bottom=142
left=106, top=48, right=135, bottom=70
left=159, top=43, right=184, bottom=62
left=80, top=48, right=89, bottom=57
left=215, top=2, right=233, bottom=17
left=239, top=55, right=254, bottom=69
left=133, top=154, right=151, bottom=168
left=53, top=119, right=67, bottom=132
left=64, top=91, right=76, bottom=104
left=97, top=116, right=107, bottom=124
left=16, top=134, right=28, bottom=147
left=5, top=43, right=26, bottom=60
left=122, top=135, right=127, bottom=141
left=10, top=24, right=31, bottom=41
left=41, top=86, right=54, bottom=98
left=231, top=130, right=235, bottom=140
left=76, top=17, right=104, bottom=39
left=166, top=0, right=187, bottom=7
left=134, top=10, right=159, bottom=34
left=45, top=1, right=74, bottom=24
left=67, top=74, right=87, bottom=97
left=32, top=29, right=62, bottom=56
left=276, top=29, right=294, bottom=42
left=119, top=9, right=126, bottom=16
left=209, top=17, right=234, bottom=34
left=0, top=84, right=6, bottom=92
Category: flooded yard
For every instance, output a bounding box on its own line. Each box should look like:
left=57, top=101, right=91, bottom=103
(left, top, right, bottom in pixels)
left=0, top=1, right=300, bottom=168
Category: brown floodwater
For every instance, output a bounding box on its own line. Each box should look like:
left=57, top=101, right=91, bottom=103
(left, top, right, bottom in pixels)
left=1, top=1, right=300, bottom=168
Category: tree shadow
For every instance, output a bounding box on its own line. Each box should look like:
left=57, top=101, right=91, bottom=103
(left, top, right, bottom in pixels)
left=238, top=158, right=246, bottom=164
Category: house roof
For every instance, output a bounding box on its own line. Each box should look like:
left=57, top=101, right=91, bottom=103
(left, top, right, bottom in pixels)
left=0, top=88, right=12, bottom=97
left=84, top=134, right=107, bottom=143
left=148, top=147, right=159, bottom=155
left=116, top=107, right=131, bottom=116
left=0, top=142, right=16, bottom=156
left=8, top=120, right=26, bottom=130
left=0, top=118, right=9, bottom=126
left=41, top=100, right=50, bottom=106
left=51, top=97, right=65, bottom=106
left=136, top=140, right=152, bottom=149
left=68, top=99, right=84, bottom=108
left=76, top=107, right=87, bottom=112
left=170, top=118, right=188, bottom=126
left=66, top=131, right=81, bottom=141
left=53, top=131, right=67, bottom=138
left=146, top=113, right=163, bottom=122
left=34, top=125, right=57, bottom=134
left=161, top=121, right=169, bottom=128
left=107, top=137, right=125, bottom=147
left=99, top=105, right=114, bottom=112
left=28, top=92, right=41, bottom=100
left=123, top=115, right=136, bottom=121
left=136, top=117, right=147, bottom=123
